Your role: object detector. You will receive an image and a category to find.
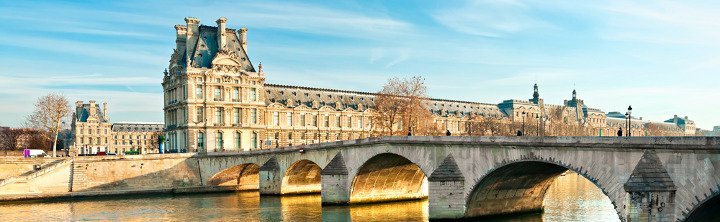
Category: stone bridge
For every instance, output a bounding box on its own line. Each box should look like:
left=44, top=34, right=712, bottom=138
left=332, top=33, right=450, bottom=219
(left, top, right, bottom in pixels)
left=197, top=136, right=720, bottom=222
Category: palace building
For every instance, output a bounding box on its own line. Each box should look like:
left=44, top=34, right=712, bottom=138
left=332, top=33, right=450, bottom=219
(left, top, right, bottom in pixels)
left=71, top=101, right=164, bottom=155
left=162, top=17, right=699, bottom=153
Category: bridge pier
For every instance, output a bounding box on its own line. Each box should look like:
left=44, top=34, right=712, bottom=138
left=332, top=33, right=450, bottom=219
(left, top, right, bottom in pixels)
left=258, top=157, right=282, bottom=195
left=428, top=155, right=466, bottom=220
left=320, top=153, right=350, bottom=205
left=623, top=151, right=677, bottom=222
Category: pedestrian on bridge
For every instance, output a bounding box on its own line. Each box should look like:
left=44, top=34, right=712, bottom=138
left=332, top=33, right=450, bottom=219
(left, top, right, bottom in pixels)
left=617, top=127, right=623, bottom=136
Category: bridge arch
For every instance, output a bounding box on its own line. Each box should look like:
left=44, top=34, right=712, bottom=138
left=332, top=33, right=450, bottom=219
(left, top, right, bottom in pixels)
left=207, top=163, right=260, bottom=190
left=465, top=160, right=621, bottom=220
left=350, top=152, right=428, bottom=203
left=684, top=192, right=720, bottom=222
left=281, top=159, right=322, bottom=194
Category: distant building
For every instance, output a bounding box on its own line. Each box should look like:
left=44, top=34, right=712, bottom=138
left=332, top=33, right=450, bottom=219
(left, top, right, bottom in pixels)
left=71, top=101, right=111, bottom=155
left=71, top=101, right=164, bottom=155
left=111, top=122, right=164, bottom=154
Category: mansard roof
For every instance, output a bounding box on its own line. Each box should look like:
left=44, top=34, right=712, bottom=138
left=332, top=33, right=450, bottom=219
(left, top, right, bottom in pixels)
left=75, top=104, right=108, bottom=123
left=173, top=22, right=254, bottom=73
left=264, top=83, right=503, bottom=117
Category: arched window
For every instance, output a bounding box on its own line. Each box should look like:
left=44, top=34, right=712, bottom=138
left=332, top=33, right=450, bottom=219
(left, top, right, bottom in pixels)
left=216, top=132, right=223, bottom=150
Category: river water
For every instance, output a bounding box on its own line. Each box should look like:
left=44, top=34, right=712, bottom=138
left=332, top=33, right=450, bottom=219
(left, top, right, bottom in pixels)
left=0, top=171, right=620, bottom=222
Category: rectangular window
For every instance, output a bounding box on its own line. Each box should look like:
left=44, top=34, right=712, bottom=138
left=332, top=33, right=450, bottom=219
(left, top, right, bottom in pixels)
left=235, top=132, right=241, bottom=149
left=198, top=132, right=204, bottom=150
left=216, top=132, right=223, bottom=149
left=196, top=107, right=204, bottom=122
left=233, top=87, right=239, bottom=101
left=196, top=77, right=203, bottom=82
left=251, top=108, right=257, bottom=124
left=358, top=118, right=362, bottom=128
left=215, top=86, right=222, bottom=100
left=273, top=112, right=279, bottom=126
left=347, top=116, right=352, bottom=128
left=300, top=115, right=306, bottom=126
left=215, top=107, right=223, bottom=124
left=287, top=113, right=292, bottom=126
left=196, top=85, right=203, bottom=99
left=250, top=88, right=257, bottom=101
left=312, top=115, right=318, bottom=127
left=336, top=116, right=341, bottom=127
left=88, top=137, right=92, bottom=144
left=234, top=108, right=240, bottom=124
left=251, top=133, right=257, bottom=149
left=325, top=115, right=330, bottom=127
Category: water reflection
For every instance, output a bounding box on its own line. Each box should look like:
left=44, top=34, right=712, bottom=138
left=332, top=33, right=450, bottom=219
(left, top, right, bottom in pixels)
left=0, top=171, right=619, bottom=222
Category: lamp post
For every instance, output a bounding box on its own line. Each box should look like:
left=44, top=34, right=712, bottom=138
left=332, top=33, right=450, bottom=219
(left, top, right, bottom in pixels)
left=627, top=106, right=633, bottom=137
left=522, top=111, right=526, bottom=136
left=536, top=115, right=540, bottom=136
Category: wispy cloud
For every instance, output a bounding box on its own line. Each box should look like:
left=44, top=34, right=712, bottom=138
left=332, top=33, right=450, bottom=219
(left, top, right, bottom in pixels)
left=432, top=0, right=555, bottom=37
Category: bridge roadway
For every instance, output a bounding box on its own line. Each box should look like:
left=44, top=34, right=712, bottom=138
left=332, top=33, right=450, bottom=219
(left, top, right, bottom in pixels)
left=197, top=136, right=720, bottom=222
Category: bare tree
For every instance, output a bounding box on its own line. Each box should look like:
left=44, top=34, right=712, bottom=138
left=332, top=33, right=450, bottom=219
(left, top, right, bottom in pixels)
left=645, top=123, right=663, bottom=136
left=26, top=93, right=72, bottom=157
left=373, top=76, right=430, bottom=136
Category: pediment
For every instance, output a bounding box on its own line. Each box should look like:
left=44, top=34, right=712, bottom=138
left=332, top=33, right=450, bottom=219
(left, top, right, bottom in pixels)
left=318, top=106, right=334, bottom=112
left=294, top=104, right=311, bottom=110
left=268, top=103, right=286, bottom=109
left=212, top=56, right=241, bottom=66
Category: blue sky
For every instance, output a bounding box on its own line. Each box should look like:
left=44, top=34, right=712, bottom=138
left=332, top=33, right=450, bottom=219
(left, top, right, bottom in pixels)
left=1, top=0, right=719, bottom=129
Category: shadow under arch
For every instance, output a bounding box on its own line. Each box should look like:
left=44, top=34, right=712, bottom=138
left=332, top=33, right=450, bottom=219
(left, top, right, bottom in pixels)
left=207, top=163, right=260, bottom=191
left=350, top=153, right=428, bottom=204
left=465, top=160, right=620, bottom=220
left=685, top=192, right=720, bottom=222
left=282, top=159, right=322, bottom=194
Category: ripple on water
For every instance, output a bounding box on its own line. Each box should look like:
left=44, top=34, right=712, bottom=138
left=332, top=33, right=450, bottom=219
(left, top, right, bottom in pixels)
left=0, top=172, right=620, bottom=222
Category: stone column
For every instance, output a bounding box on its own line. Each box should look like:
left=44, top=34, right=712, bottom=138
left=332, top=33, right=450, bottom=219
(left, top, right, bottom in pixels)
left=321, top=152, right=350, bottom=205
left=428, top=154, right=466, bottom=219
left=259, top=157, right=282, bottom=195
left=624, top=151, right=677, bottom=222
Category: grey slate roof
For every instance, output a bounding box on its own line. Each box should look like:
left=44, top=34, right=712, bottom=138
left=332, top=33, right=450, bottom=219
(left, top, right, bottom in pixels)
left=183, top=25, right=254, bottom=72
left=624, top=151, right=676, bottom=192
left=75, top=104, right=108, bottom=123
left=264, top=83, right=503, bottom=118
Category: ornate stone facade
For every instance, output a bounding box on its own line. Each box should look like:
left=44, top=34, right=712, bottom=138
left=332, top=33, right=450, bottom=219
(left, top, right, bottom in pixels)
left=71, top=101, right=111, bottom=155
left=162, top=17, right=700, bottom=153
left=71, top=101, right=164, bottom=155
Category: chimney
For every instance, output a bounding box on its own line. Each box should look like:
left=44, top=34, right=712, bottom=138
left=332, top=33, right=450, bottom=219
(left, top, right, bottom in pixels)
left=216, top=17, right=227, bottom=49
left=89, top=100, right=96, bottom=116
left=238, top=27, right=248, bottom=53
left=185, top=17, right=200, bottom=62
left=174, top=25, right=187, bottom=54
left=103, top=102, right=108, bottom=119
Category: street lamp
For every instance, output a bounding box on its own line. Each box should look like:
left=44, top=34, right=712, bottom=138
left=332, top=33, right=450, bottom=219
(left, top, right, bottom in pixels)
left=536, top=115, right=540, bottom=136
left=627, top=106, right=633, bottom=137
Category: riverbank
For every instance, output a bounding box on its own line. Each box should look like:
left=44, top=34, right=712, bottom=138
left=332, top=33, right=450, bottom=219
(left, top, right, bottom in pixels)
left=0, top=185, right=245, bottom=203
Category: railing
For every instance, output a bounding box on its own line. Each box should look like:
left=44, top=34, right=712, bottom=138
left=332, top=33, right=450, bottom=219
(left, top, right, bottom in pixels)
left=214, top=98, right=224, bottom=101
